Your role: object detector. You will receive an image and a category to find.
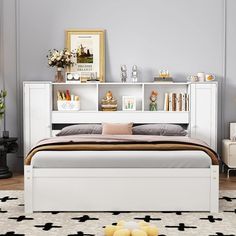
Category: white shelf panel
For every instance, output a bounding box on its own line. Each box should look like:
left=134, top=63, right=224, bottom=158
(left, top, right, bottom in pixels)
left=52, top=82, right=98, bottom=85
left=52, top=82, right=190, bottom=85
left=52, top=111, right=189, bottom=124
left=144, top=82, right=189, bottom=85
left=99, top=82, right=189, bottom=85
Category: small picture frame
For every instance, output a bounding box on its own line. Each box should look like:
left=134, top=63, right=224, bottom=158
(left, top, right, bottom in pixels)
left=122, top=96, right=136, bottom=111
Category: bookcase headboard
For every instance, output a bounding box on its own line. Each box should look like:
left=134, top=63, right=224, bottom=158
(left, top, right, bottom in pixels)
left=23, top=81, right=217, bottom=155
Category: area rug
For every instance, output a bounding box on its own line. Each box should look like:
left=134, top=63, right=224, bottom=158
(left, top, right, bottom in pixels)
left=0, top=191, right=235, bottom=236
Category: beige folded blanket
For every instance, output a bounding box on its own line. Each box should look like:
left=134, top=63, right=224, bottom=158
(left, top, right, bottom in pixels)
left=24, top=135, right=219, bottom=165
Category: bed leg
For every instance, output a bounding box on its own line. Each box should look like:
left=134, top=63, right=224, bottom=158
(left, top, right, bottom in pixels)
left=210, top=165, right=219, bottom=213
left=24, top=165, right=33, bottom=213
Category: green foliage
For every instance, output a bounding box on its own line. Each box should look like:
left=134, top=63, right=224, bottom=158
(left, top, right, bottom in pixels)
left=0, top=90, right=7, bottom=119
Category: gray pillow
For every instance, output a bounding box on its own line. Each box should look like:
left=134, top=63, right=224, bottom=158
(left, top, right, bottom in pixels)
left=56, top=124, right=102, bottom=136
left=132, top=124, right=187, bottom=136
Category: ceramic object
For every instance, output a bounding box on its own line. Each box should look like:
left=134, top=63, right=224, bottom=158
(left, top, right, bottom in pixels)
left=55, top=67, right=64, bottom=83
left=197, top=72, right=205, bottom=82
left=205, top=74, right=215, bottom=81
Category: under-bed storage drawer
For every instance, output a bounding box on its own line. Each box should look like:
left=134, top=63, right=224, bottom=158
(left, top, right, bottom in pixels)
left=32, top=168, right=211, bottom=212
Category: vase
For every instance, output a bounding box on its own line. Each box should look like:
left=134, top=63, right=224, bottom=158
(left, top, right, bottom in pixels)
left=54, top=67, right=64, bottom=83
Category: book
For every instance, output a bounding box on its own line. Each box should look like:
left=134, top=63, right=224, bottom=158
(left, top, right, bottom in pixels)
left=181, top=93, right=186, bottom=111
left=180, top=93, right=189, bottom=111
left=164, top=93, right=169, bottom=111
left=168, top=93, right=173, bottom=111
left=172, top=93, right=176, bottom=111
left=176, top=93, right=182, bottom=111
left=167, top=92, right=189, bottom=112
left=186, top=94, right=189, bottom=111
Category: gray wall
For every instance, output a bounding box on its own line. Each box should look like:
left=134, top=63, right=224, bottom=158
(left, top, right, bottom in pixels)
left=224, top=0, right=236, bottom=138
left=18, top=0, right=224, bottom=82
left=0, top=0, right=22, bottom=171
left=0, top=0, right=235, bottom=171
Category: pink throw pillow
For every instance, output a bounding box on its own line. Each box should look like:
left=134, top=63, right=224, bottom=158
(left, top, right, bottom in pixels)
left=102, top=123, right=133, bottom=135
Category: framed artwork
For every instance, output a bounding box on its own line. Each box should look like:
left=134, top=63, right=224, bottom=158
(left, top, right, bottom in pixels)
left=66, top=29, right=105, bottom=83
left=122, top=96, right=136, bottom=111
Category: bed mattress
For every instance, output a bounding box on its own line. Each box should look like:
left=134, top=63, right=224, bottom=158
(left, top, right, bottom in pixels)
left=31, top=150, right=211, bottom=168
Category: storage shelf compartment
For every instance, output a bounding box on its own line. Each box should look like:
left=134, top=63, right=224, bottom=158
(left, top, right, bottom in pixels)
left=53, top=84, right=98, bottom=111
left=52, top=82, right=190, bottom=124
left=98, top=84, right=143, bottom=111
left=144, top=84, right=189, bottom=111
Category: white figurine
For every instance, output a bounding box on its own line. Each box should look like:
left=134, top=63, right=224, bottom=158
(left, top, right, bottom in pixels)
left=131, top=65, right=138, bottom=83
left=121, top=65, right=127, bottom=83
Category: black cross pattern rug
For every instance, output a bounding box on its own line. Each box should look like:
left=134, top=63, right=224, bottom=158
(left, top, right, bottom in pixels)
left=0, top=191, right=236, bottom=236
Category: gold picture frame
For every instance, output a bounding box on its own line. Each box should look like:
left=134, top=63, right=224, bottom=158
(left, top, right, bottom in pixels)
left=66, top=29, right=105, bottom=83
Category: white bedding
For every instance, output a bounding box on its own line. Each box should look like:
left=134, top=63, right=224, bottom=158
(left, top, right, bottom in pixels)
left=31, top=150, right=211, bottom=168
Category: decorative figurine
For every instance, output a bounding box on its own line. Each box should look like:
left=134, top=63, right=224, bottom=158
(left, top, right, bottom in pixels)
left=154, top=69, right=173, bottom=82
left=205, top=73, right=215, bottom=81
left=105, top=91, right=113, bottom=101
left=101, top=91, right=118, bottom=111
left=121, top=65, right=127, bottom=83
left=149, top=90, right=158, bottom=111
left=131, top=65, right=138, bottom=83
left=159, top=69, right=170, bottom=78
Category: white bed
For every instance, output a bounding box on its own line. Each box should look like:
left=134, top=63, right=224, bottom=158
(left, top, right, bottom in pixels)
left=25, top=149, right=219, bottom=213
left=23, top=82, right=219, bottom=213
left=31, top=150, right=211, bottom=168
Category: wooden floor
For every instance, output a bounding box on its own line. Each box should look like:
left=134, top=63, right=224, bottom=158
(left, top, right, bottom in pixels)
left=0, top=173, right=24, bottom=190
left=0, top=172, right=236, bottom=190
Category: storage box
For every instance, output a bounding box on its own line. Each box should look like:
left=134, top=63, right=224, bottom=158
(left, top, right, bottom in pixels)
left=57, top=101, right=80, bottom=111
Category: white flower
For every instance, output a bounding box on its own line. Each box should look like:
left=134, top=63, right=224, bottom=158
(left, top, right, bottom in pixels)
left=54, top=51, right=59, bottom=57
left=47, top=49, right=73, bottom=68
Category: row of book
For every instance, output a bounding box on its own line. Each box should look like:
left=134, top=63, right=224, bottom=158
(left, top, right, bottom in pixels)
left=164, top=93, right=189, bottom=111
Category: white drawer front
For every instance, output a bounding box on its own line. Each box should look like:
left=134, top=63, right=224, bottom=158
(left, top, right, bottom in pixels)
left=229, top=144, right=236, bottom=155
left=229, top=155, right=236, bottom=167
left=229, top=145, right=236, bottom=167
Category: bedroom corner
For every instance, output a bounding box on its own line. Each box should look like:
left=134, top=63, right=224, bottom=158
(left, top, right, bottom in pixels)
left=0, top=0, right=235, bottom=235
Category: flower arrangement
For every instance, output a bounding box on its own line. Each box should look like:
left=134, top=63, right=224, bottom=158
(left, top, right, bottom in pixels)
left=46, top=49, right=74, bottom=68
left=0, top=90, right=7, bottom=120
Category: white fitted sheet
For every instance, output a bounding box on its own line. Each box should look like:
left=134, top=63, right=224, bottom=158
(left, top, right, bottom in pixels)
left=31, top=150, right=211, bottom=168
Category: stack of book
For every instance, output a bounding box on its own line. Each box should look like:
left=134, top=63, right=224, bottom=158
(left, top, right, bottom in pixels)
left=164, top=93, right=189, bottom=111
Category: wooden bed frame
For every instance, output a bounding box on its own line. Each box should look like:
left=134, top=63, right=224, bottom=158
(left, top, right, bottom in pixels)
left=24, top=164, right=219, bottom=213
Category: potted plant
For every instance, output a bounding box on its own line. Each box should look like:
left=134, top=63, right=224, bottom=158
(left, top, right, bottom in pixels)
left=46, top=49, right=74, bottom=83
left=0, top=90, right=8, bottom=138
